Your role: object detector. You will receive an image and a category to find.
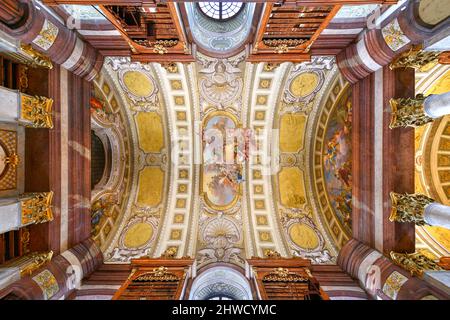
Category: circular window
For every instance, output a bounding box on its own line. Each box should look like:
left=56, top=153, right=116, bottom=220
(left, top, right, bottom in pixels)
left=198, top=2, right=244, bottom=21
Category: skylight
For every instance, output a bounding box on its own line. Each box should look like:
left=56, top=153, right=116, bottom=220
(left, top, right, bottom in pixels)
left=198, top=2, right=243, bottom=20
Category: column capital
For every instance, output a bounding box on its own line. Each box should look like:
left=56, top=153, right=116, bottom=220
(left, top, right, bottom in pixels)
left=3, top=251, right=54, bottom=277
left=19, top=44, right=53, bottom=69
left=389, top=95, right=433, bottom=128
left=390, top=251, right=443, bottom=278
left=389, top=192, right=434, bottom=225
left=20, top=94, right=54, bottom=129
left=20, top=191, right=54, bottom=226
left=389, top=44, right=442, bottom=71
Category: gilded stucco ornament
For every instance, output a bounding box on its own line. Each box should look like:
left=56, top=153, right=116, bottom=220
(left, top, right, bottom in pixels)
left=197, top=214, right=244, bottom=268
left=135, top=267, right=179, bottom=282
left=263, top=63, right=281, bottom=72
left=161, top=62, right=179, bottom=73
left=4, top=153, right=20, bottom=168
left=161, top=247, right=178, bottom=259
left=389, top=192, right=434, bottom=225
left=263, top=249, right=281, bottom=259
left=109, top=214, right=158, bottom=262
left=197, top=52, right=244, bottom=109
left=108, top=58, right=160, bottom=111
left=263, top=39, right=307, bottom=54
left=263, top=268, right=307, bottom=282
left=389, top=95, right=434, bottom=128
left=390, top=251, right=442, bottom=277
left=281, top=56, right=332, bottom=114
left=281, top=210, right=332, bottom=264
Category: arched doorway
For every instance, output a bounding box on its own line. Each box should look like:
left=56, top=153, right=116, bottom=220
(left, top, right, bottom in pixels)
left=189, top=266, right=252, bottom=300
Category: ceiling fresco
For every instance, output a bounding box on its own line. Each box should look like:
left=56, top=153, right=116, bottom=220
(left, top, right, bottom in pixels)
left=90, top=51, right=353, bottom=266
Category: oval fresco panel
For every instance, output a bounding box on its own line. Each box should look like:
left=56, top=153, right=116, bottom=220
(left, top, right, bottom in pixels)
left=123, top=222, right=153, bottom=248
left=289, top=223, right=320, bottom=250
left=122, top=70, right=153, bottom=97
left=290, top=72, right=319, bottom=98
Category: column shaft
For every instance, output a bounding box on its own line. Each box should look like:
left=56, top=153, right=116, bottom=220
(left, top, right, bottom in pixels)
left=337, top=239, right=450, bottom=300
left=424, top=203, right=450, bottom=229
left=424, top=91, right=450, bottom=118
left=337, top=0, right=449, bottom=84
left=0, top=1, right=102, bottom=80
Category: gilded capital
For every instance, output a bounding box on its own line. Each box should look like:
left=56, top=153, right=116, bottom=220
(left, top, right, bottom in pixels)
left=389, top=95, right=434, bottom=128
left=390, top=251, right=442, bottom=278
left=5, top=251, right=54, bottom=277
left=389, top=192, right=434, bottom=225
left=389, top=45, right=441, bottom=71
left=20, top=44, right=53, bottom=69
left=21, top=191, right=54, bottom=225
left=20, top=94, right=54, bottom=128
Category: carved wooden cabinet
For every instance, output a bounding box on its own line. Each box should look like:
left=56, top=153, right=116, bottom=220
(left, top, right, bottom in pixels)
left=247, top=257, right=328, bottom=300
left=112, top=257, right=194, bottom=300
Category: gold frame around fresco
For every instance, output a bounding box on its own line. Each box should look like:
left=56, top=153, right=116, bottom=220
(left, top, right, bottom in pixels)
left=313, top=82, right=352, bottom=245
left=200, top=110, right=243, bottom=212
left=320, top=82, right=350, bottom=234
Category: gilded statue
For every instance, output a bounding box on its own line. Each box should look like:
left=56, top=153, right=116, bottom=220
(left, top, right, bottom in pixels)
left=390, top=251, right=442, bottom=277
left=389, top=95, right=434, bottom=128
left=389, top=192, right=435, bottom=225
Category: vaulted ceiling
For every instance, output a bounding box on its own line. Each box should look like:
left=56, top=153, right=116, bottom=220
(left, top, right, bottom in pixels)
left=70, top=2, right=399, bottom=267
left=89, top=51, right=355, bottom=267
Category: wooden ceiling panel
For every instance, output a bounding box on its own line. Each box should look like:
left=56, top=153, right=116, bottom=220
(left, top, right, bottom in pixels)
left=99, top=4, right=194, bottom=62
left=248, top=3, right=341, bottom=63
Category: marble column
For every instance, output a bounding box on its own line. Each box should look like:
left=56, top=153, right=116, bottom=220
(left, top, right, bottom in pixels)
left=424, top=91, right=450, bottom=119
left=423, top=271, right=450, bottom=296
left=337, top=0, right=449, bottom=84
left=0, top=239, right=103, bottom=299
left=0, top=0, right=102, bottom=80
left=0, top=86, right=53, bottom=128
left=424, top=203, right=450, bottom=230
left=337, top=239, right=450, bottom=300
